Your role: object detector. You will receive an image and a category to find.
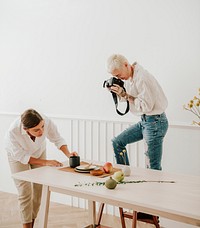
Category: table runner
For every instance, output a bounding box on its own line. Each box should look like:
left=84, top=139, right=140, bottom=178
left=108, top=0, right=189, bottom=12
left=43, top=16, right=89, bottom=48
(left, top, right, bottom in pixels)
left=59, top=161, right=121, bottom=178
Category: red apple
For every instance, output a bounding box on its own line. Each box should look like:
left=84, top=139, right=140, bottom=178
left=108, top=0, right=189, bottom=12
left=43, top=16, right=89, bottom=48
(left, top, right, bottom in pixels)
left=103, top=162, right=113, bottom=173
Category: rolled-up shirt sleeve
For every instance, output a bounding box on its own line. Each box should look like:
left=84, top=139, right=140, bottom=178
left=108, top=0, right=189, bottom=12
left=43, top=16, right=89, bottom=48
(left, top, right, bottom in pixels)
left=119, top=79, right=155, bottom=113
left=46, top=119, right=67, bottom=149
left=123, top=63, right=168, bottom=116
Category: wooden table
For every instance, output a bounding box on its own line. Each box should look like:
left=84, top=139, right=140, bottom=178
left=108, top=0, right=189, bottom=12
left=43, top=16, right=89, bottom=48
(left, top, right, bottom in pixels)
left=12, top=164, right=200, bottom=227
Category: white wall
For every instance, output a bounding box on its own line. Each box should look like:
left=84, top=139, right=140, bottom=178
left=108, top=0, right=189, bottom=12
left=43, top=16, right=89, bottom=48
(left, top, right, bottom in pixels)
left=0, top=1, right=200, bottom=227
left=0, top=0, right=200, bottom=123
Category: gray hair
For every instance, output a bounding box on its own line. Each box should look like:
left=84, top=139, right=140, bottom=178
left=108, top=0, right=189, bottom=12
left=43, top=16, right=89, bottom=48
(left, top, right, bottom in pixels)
left=107, top=54, right=128, bottom=73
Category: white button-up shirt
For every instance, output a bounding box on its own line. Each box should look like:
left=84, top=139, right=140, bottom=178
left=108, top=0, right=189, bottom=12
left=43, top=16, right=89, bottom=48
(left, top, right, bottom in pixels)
left=5, top=115, right=67, bottom=164
left=123, top=63, right=168, bottom=116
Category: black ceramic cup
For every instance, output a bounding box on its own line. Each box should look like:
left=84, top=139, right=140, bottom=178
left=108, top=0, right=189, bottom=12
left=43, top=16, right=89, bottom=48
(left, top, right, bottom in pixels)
left=69, top=156, right=80, bottom=168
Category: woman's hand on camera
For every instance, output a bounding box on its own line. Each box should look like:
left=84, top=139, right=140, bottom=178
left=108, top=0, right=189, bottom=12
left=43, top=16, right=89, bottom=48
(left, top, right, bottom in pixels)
left=111, top=84, right=126, bottom=97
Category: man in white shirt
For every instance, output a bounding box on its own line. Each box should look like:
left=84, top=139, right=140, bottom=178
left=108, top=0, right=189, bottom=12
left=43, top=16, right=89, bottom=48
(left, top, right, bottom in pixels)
left=5, top=109, right=78, bottom=228
left=106, top=54, right=168, bottom=170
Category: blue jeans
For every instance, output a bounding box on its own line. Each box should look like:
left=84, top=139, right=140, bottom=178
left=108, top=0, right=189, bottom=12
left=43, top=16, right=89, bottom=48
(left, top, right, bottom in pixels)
left=112, top=113, right=168, bottom=170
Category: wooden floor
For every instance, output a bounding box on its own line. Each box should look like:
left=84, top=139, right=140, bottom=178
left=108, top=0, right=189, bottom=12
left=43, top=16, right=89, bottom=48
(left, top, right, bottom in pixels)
left=0, top=191, right=125, bottom=228
left=1, top=191, right=197, bottom=228
left=0, top=191, right=156, bottom=228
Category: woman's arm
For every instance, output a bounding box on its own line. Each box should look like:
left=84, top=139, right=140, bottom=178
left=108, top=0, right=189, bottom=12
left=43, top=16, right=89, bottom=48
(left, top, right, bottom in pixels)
left=28, top=157, right=63, bottom=167
left=59, top=145, right=78, bottom=158
left=28, top=145, right=78, bottom=166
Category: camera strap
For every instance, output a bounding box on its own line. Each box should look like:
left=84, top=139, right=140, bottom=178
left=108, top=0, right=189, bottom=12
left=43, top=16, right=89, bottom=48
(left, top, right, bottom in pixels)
left=111, top=90, right=130, bottom=115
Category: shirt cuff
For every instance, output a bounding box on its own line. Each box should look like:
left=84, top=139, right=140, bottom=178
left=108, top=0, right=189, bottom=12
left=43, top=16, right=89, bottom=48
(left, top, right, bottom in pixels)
left=21, top=154, right=31, bottom=164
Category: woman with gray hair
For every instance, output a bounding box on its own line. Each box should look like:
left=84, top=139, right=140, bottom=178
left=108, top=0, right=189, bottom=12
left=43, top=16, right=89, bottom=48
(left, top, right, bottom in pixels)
left=106, top=54, right=168, bottom=170
left=105, top=54, right=168, bottom=223
left=5, top=109, right=78, bottom=228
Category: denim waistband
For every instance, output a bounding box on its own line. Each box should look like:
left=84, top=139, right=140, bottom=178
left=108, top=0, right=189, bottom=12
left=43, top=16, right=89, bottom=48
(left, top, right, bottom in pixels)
left=141, top=112, right=166, bottom=121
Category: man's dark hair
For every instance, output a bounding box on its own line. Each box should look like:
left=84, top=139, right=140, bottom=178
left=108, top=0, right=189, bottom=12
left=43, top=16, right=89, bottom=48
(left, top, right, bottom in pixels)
left=21, top=109, right=43, bottom=129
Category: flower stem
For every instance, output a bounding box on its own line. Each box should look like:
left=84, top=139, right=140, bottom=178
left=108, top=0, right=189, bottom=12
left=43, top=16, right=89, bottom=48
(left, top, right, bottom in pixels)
left=74, top=180, right=175, bottom=187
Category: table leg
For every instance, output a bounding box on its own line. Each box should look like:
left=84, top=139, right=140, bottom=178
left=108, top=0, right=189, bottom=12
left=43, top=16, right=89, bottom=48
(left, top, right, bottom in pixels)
left=96, top=203, right=105, bottom=226
left=88, top=200, right=96, bottom=226
left=38, top=185, right=51, bottom=228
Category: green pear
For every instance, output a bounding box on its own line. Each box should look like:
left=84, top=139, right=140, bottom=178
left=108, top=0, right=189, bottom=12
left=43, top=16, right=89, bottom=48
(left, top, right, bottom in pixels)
left=105, top=177, right=117, bottom=189
left=113, top=171, right=124, bottom=182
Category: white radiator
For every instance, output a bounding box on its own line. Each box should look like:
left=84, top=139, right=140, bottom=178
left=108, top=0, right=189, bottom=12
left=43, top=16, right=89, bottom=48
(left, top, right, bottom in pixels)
left=66, top=118, right=139, bottom=166
left=47, top=117, right=140, bottom=215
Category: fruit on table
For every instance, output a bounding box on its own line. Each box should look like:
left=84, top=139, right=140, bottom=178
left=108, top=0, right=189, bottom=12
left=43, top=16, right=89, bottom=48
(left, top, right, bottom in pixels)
left=105, top=177, right=117, bottom=189
left=113, top=171, right=124, bottom=182
left=90, top=169, right=104, bottom=176
left=103, top=162, right=113, bottom=173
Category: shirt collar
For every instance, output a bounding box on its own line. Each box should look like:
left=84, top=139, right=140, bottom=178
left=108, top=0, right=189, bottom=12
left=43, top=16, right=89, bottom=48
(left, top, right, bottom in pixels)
left=130, top=62, right=140, bottom=82
left=21, top=124, right=27, bottom=135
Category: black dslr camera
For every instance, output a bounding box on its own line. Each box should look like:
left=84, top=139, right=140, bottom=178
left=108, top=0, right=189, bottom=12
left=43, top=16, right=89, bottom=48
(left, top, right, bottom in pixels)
left=103, top=77, right=124, bottom=88
left=103, top=77, right=129, bottom=116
